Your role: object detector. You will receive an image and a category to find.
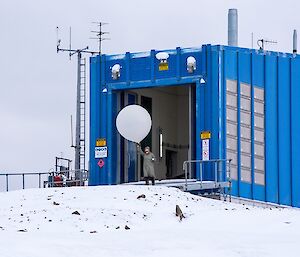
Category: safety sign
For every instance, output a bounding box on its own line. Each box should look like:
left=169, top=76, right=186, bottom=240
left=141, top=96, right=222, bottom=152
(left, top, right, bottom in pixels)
left=95, top=146, right=108, bottom=158
left=202, top=139, right=210, bottom=161
left=201, top=131, right=211, bottom=140
left=98, top=159, right=105, bottom=168
left=96, top=138, right=106, bottom=147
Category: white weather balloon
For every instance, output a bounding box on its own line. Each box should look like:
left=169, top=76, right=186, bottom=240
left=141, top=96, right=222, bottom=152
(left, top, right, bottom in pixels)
left=116, top=105, right=152, bottom=143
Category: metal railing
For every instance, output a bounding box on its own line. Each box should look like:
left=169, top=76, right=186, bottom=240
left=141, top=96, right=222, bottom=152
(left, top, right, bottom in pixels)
left=45, top=169, right=88, bottom=188
left=0, top=169, right=88, bottom=192
left=183, top=158, right=232, bottom=191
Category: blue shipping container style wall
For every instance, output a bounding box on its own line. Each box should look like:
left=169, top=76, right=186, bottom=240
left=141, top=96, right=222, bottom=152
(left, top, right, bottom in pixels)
left=89, top=45, right=300, bottom=208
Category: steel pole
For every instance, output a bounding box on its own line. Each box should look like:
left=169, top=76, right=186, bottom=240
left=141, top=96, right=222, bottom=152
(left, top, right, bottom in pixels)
left=74, top=52, right=81, bottom=179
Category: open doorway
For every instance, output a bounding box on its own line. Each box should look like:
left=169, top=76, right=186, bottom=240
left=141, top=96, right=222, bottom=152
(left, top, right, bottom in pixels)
left=119, top=84, right=195, bottom=182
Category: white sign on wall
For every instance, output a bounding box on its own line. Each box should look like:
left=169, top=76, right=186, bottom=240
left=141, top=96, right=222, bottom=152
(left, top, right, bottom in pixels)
left=202, top=139, right=210, bottom=161
left=95, top=147, right=108, bottom=158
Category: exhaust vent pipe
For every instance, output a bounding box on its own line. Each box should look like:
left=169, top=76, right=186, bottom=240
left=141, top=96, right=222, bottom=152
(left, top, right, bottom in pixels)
left=293, top=29, right=297, bottom=54
left=228, top=9, right=238, bottom=46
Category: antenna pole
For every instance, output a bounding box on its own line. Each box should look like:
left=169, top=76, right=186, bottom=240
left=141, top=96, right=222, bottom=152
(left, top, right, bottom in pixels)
left=74, top=52, right=81, bottom=176
left=100, top=23, right=102, bottom=54
left=69, top=27, right=72, bottom=60
left=91, top=22, right=109, bottom=55
left=57, top=25, right=110, bottom=180
left=71, top=115, right=74, bottom=147
left=56, top=26, right=100, bottom=180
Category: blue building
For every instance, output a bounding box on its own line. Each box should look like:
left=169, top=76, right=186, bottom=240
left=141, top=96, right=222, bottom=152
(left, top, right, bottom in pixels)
left=89, top=44, right=300, bottom=208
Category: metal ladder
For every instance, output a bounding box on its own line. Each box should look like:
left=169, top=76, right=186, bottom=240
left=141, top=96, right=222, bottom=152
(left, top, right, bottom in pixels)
left=79, top=58, right=86, bottom=171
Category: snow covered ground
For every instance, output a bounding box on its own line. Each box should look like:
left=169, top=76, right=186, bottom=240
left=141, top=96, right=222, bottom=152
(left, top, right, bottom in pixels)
left=0, top=185, right=299, bottom=257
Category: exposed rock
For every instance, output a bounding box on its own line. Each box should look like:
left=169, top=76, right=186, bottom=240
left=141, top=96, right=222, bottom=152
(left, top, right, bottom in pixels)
left=17, top=229, right=27, bottom=232
left=175, top=205, right=185, bottom=221
left=137, top=194, right=146, bottom=199
left=72, top=211, right=80, bottom=215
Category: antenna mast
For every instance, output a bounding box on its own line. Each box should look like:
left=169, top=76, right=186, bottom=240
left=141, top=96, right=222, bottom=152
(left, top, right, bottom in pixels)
left=56, top=26, right=98, bottom=181
left=70, top=115, right=74, bottom=148
left=56, top=24, right=109, bottom=181
left=90, top=22, right=110, bottom=55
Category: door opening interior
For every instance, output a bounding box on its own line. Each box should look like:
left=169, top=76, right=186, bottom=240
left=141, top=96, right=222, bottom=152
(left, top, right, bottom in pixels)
left=119, top=84, right=195, bottom=182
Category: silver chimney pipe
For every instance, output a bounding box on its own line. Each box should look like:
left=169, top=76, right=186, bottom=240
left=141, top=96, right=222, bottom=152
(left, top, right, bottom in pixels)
left=293, top=29, right=297, bottom=54
left=228, top=9, right=238, bottom=46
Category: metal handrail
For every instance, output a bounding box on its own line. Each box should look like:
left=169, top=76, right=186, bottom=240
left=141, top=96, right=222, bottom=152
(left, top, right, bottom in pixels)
left=0, top=169, right=88, bottom=192
left=183, top=159, right=232, bottom=189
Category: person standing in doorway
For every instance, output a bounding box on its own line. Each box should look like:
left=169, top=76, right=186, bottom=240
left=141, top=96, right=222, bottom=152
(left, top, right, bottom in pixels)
left=136, top=144, right=156, bottom=185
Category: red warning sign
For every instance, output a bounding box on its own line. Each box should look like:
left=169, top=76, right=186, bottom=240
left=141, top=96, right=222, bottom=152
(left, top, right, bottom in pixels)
left=98, top=159, right=105, bottom=168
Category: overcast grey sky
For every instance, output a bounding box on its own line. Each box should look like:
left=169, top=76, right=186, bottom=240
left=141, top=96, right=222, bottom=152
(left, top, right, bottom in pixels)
left=0, top=0, right=299, bottom=174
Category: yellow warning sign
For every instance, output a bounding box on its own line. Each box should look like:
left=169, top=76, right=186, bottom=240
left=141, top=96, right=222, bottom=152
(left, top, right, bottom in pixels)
left=159, top=62, right=169, bottom=71
left=201, top=131, right=211, bottom=140
left=96, top=138, right=106, bottom=147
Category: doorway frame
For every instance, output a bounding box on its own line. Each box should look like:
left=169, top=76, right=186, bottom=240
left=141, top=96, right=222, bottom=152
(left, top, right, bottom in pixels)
left=114, top=82, right=198, bottom=183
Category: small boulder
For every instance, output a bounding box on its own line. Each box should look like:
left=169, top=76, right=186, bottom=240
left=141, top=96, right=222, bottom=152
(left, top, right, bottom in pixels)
left=17, top=229, right=27, bottom=232
left=137, top=194, right=146, bottom=199
left=175, top=205, right=185, bottom=221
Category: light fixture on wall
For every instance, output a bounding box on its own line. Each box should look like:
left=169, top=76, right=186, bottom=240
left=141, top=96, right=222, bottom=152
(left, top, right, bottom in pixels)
left=156, top=52, right=169, bottom=71
left=159, top=127, right=163, bottom=159
left=111, top=64, right=121, bottom=80
left=187, top=56, right=196, bottom=73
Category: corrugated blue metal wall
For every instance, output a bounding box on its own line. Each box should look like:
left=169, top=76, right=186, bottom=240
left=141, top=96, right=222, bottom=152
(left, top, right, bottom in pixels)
left=89, top=44, right=300, bottom=207
left=219, top=46, right=300, bottom=207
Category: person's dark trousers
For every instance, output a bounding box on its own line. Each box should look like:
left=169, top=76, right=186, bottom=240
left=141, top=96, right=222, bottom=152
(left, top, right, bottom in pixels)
left=151, top=177, right=155, bottom=185
left=145, top=177, right=149, bottom=185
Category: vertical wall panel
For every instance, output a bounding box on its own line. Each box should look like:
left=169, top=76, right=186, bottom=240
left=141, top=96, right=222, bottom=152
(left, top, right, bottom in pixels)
left=240, top=82, right=252, bottom=185
left=226, top=79, right=238, bottom=180
left=277, top=57, right=291, bottom=205
left=238, top=52, right=252, bottom=198
left=89, top=56, right=101, bottom=186
left=208, top=48, right=219, bottom=180
left=224, top=48, right=239, bottom=195
left=291, top=57, right=300, bottom=207
left=265, top=55, right=279, bottom=204
left=251, top=53, right=265, bottom=201
left=195, top=80, right=203, bottom=180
